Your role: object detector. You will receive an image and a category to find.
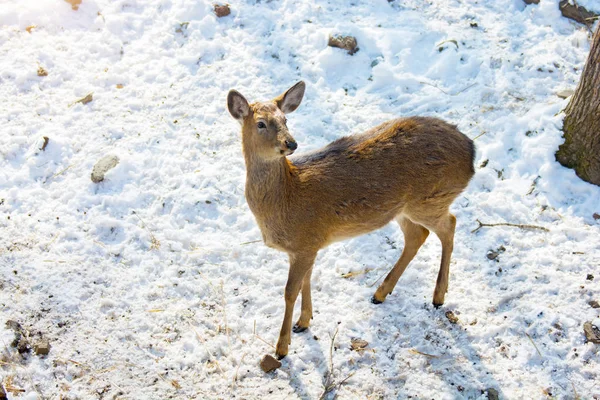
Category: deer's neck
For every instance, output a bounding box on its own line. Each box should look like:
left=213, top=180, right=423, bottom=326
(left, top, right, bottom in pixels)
left=244, top=154, right=296, bottom=213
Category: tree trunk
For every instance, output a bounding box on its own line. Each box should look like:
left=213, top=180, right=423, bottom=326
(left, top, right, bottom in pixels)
left=556, top=26, right=600, bottom=186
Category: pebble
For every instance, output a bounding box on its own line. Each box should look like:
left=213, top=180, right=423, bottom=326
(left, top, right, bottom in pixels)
left=583, top=322, right=600, bottom=344
left=260, top=354, right=281, bottom=373
left=328, top=35, right=358, bottom=55
left=214, top=4, right=230, bottom=17
left=91, top=155, right=119, bottom=183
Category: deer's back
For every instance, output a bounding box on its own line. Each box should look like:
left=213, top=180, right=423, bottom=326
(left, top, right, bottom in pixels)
left=288, top=117, right=475, bottom=245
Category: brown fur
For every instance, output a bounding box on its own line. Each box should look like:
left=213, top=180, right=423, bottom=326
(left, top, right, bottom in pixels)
left=227, top=82, right=475, bottom=359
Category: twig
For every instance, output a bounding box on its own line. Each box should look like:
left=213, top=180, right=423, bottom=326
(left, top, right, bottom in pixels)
left=43, top=234, right=59, bottom=252
left=409, top=348, right=440, bottom=358
left=254, top=332, right=276, bottom=350
left=436, top=39, right=459, bottom=49
left=190, top=324, right=226, bottom=376
left=472, top=131, right=487, bottom=141
left=44, top=164, right=74, bottom=183
left=341, top=268, right=372, bottom=279
left=419, top=81, right=477, bottom=96
left=233, top=351, right=249, bottom=388
left=239, top=240, right=262, bottom=245
left=570, top=380, right=581, bottom=400
left=319, top=326, right=340, bottom=400
left=329, top=327, right=339, bottom=373
left=525, top=332, right=543, bottom=358
left=419, top=81, right=448, bottom=94
left=471, top=219, right=550, bottom=234
left=132, top=211, right=160, bottom=249
left=220, top=281, right=231, bottom=354
left=368, top=269, right=388, bottom=288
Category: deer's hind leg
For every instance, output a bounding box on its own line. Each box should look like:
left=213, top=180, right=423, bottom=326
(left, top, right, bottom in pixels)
left=410, top=210, right=456, bottom=307
left=372, top=216, right=429, bottom=304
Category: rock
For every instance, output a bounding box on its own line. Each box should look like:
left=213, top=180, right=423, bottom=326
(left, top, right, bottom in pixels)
left=34, top=340, right=51, bottom=355
left=350, top=338, right=369, bottom=351
left=6, top=320, right=23, bottom=333
left=214, top=4, right=230, bottom=17
left=37, top=66, right=48, bottom=77
left=446, top=311, right=459, bottom=324
left=584, top=322, right=600, bottom=344
left=74, top=92, right=93, bottom=105
left=589, top=300, right=600, bottom=309
left=6, top=320, right=27, bottom=352
left=587, top=274, right=594, bottom=281
left=260, top=354, right=281, bottom=372
left=593, top=213, right=600, bottom=220
left=486, top=245, right=506, bottom=261
left=523, top=0, right=539, bottom=4
left=556, top=89, right=574, bottom=99
left=559, top=0, right=598, bottom=26
left=486, top=388, right=499, bottom=400
left=328, top=35, right=358, bottom=55
left=17, top=337, right=30, bottom=354
left=91, top=155, right=119, bottom=183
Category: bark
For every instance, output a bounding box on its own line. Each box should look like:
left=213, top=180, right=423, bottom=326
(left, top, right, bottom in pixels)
left=556, top=25, right=600, bottom=186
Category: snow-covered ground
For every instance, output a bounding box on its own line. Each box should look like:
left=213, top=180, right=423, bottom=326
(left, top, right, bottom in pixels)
left=1, top=0, right=599, bottom=398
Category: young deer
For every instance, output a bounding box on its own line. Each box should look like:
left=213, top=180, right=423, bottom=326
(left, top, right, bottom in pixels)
left=227, top=81, right=475, bottom=359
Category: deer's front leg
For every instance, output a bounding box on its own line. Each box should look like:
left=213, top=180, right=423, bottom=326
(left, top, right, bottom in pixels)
left=275, top=252, right=316, bottom=359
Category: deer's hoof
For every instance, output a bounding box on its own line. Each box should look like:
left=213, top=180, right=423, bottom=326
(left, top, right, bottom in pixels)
left=371, top=296, right=383, bottom=305
left=292, top=324, right=308, bottom=333
left=433, top=302, right=444, bottom=309
left=276, top=352, right=287, bottom=360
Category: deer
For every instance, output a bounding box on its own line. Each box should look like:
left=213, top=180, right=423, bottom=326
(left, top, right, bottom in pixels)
left=227, top=81, right=475, bottom=359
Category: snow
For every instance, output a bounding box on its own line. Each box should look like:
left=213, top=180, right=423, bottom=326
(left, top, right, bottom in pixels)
left=1, top=0, right=599, bottom=398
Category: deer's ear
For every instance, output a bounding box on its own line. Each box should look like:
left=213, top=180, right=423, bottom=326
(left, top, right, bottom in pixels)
left=227, top=90, right=250, bottom=122
left=274, top=81, right=305, bottom=114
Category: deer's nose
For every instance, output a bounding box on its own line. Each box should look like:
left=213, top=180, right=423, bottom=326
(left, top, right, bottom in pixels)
left=285, top=140, right=298, bottom=151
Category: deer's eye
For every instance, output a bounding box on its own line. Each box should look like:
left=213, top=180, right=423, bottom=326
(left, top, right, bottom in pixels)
left=257, top=121, right=266, bottom=129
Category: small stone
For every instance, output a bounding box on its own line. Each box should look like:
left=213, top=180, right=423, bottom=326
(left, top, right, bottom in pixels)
left=214, top=4, right=230, bottom=17
left=583, top=322, right=600, bottom=344
left=559, top=0, right=598, bottom=26
left=328, top=35, right=358, bottom=55
left=593, top=213, right=600, bottom=220
left=75, top=92, right=93, bottom=105
left=486, top=246, right=505, bottom=261
left=34, top=340, right=51, bottom=355
left=556, top=89, right=574, bottom=99
left=17, top=337, right=30, bottom=354
left=589, top=300, right=600, bottom=309
left=37, top=66, right=48, bottom=77
left=350, top=338, right=369, bottom=351
left=91, top=155, right=120, bottom=183
left=446, top=311, right=459, bottom=324
left=587, top=274, right=594, bottom=281
left=6, top=320, right=23, bottom=333
left=64, top=0, right=82, bottom=10
left=116, top=84, right=124, bottom=89
left=260, top=354, right=281, bottom=373
left=523, top=0, right=539, bottom=4
left=486, top=388, right=499, bottom=400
